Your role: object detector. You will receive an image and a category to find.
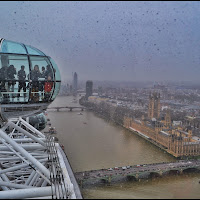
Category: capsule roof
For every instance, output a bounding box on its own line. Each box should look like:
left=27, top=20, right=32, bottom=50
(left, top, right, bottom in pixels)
left=0, top=38, right=46, bottom=56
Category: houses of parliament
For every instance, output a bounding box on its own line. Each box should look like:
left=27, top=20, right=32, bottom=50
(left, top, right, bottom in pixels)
left=124, top=92, right=200, bottom=157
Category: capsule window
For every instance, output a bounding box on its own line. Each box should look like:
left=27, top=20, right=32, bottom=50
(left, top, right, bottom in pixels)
left=26, top=45, right=45, bottom=56
left=0, top=54, right=29, bottom=103
left=51, top=82, right=61, bottom=101
left=29, top=56, right=55, bottom=102
left=49, top=57, right=61, bottom=81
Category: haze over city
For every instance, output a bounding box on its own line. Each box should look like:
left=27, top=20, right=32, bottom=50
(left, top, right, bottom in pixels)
left=0, top=1, right=200, bottom=82
left=1, top=1, right=200, bottom=199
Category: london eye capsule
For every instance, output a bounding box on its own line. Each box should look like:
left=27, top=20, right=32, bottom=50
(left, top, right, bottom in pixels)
left=0, top=38, right=61, bottom=124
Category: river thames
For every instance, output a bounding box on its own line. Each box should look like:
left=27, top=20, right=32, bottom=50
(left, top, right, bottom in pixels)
left=47, top=95, right=200, bottom=199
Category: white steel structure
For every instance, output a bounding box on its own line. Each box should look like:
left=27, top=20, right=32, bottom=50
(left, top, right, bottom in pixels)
left=0, top=117, right=76, bottom=199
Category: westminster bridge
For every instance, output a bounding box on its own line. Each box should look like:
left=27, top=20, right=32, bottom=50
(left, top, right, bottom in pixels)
left=75, top=160, right=200, bottom=187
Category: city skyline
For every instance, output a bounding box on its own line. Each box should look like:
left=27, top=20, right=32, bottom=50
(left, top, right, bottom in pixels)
left=0, top=1, right=200, bottom=82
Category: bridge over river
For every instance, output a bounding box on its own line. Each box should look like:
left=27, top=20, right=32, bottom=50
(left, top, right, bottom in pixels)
left=47, top=106, right=85, bottom=112
left=75, top=160, right=200, bottom=187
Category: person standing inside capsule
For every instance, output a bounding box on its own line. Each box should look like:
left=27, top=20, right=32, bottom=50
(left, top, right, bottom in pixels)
left=30, top=65, right=41, bottom=102
left=44, top=75, right=53, bottom=102
left=17, top=65, right=26, bottom=100
left=41, top=66, right=46, bottom=78
left=44, top=65, right=53, bottom=80
left=7, top=65, right=16, bottom=101
left=0, top=66, right=9, bottom=102
left=39, top=66, right=46, bottom=99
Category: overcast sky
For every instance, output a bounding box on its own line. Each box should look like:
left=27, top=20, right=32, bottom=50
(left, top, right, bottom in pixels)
left=0, top=1, right=200, bottom=83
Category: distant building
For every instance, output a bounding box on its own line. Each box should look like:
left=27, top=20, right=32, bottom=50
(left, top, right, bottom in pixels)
left=124, top=95, right=200, bottom=158
left=124, top=110, right=200, bottom=158
left=98, top=86, right=103, bottom=95
left=173, top=121, right=182, bottom=127
left=161, top=106, right=169, bottom=111
left=70, top=85, right=73, bottom=93
left=153, top=83, right=166, bottom=90
left=148, top=92, right=161, bottom=120
left=86, top=80, right=93, bottom=100
left=73, top=72, right=78, bottom=93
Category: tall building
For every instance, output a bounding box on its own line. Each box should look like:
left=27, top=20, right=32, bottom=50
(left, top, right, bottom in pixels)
left=67, top=84, right=69, bottom=93
left=73, top=72, right=78, bottom=93
left=86, top=80, right=93, bottom=100
left=70, top=85, right=73, bottom=93
left=164, top=109, right=171, bottom=129
left=148, top=92, right=161, bottom=120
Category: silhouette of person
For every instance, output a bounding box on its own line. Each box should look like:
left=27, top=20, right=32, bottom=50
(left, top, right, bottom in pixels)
left=41, top=66, right=46, bottom=78
left=44, top=75, right=53, bottom=102
left=18, top=65, right=26, bottom=99
left=7, top=65, right=16, bottom=100
left=44, top=65, right=53, bottom=80
left=30, top=65, right=41, bottom=102
left=0, top=66, right=9, bottom=102
left=39, top=66, right=46, bottom=97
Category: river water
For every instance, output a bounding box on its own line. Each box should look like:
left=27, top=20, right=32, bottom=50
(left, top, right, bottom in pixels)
left=47, top=95, right=200, bottom=199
